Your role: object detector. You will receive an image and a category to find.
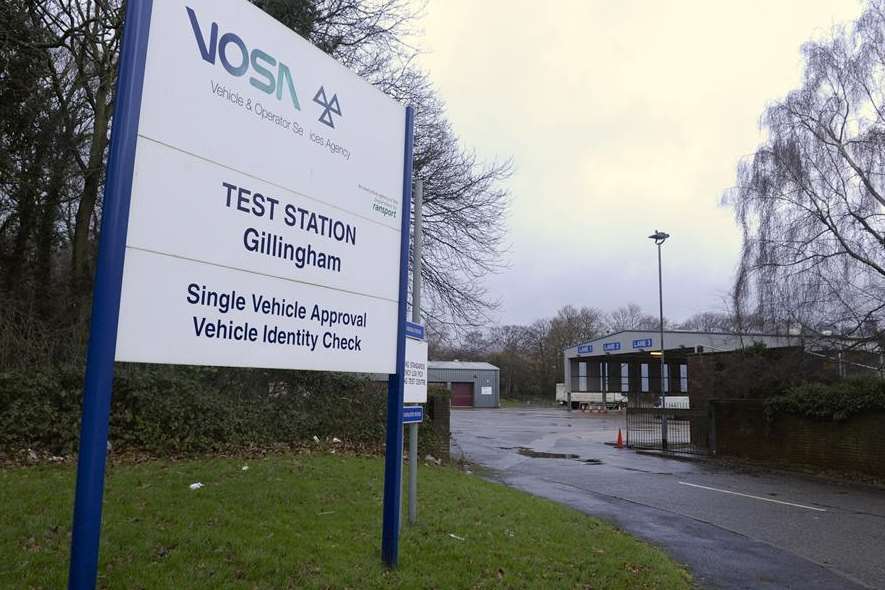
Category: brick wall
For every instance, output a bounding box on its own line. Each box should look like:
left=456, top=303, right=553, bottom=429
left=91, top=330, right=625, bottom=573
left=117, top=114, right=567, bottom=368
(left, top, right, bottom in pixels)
left=711, top=399, right=885, bottom=477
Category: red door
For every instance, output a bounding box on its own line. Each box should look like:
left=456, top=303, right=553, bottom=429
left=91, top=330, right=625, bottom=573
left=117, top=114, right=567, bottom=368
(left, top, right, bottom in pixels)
left=451, top=382, right=474, bottom=407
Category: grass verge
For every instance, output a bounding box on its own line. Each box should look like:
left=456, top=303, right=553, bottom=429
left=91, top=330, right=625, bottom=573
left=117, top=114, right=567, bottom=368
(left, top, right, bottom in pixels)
left=1, top=454, right=690, bottom=589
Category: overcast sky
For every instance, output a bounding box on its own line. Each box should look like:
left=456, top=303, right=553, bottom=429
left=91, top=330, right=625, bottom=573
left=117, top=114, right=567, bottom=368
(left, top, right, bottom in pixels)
left=413, top=0, right=864, bottom=327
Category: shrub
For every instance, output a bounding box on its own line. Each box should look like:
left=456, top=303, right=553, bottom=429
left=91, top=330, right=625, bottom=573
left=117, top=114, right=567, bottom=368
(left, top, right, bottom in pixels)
left=764, top=377, right=885, bottom=422
left=0, top=364, right=390, bottom=457
left=418, top=385, right=451, bottom=460
left=1, top=365, right=456, bottom=461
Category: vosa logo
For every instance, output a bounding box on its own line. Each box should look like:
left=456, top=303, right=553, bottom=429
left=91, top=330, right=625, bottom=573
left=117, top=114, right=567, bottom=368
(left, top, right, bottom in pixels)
left=313, top=86, right=342, bottom=128
left=186, top=7, right=342, bottom=128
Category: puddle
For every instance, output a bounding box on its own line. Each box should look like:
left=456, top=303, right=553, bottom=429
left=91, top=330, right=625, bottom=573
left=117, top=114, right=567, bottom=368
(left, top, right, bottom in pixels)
left=509, top=447, right=605, bottom=464
left=622, top=466, right=674, bottom=475
left=517, top=447, right=579, bottom=459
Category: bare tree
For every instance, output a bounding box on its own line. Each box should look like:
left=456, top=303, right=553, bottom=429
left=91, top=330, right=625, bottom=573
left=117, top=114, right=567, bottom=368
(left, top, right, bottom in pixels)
left=677, top=311, right=735, bottom=332
left=1, top=1, right=86, bottom=367
left=26, top=1, right=124, bottom=304
left=258, top=0, right=512, bottom=328
left=486, top=324, right=538, bottom=398
left=605, top=303, right=663, bottom=332
left=1, top=0, right=510, bottom=366
left=727, top=1, right=885, bottom=343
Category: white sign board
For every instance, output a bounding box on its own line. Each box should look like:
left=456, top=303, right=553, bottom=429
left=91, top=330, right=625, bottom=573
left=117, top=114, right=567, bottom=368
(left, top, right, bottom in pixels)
left=115, top=0, right=406, bottom=373
left=481, top=386, right=492, bottom=396
left=404, top=338, right=428, bottom=403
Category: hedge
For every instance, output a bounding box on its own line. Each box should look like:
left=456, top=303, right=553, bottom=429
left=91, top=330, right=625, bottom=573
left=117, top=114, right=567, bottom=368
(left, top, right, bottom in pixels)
left=765, top=377, right=885, bottom=422
left=0, top=365, right=450, bottom=460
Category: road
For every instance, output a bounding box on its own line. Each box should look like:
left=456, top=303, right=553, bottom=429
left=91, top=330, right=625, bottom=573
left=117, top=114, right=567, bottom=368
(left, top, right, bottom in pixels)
left=451, top=408, right=885, bottom=590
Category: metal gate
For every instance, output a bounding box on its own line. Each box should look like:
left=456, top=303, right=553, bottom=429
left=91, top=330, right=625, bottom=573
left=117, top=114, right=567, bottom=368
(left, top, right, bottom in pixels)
left=626, top=393, right=709, bottom=455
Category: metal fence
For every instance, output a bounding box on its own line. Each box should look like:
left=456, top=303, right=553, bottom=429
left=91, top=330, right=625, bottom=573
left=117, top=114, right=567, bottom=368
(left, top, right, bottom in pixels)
left=626, top=392, right=709, bottom=456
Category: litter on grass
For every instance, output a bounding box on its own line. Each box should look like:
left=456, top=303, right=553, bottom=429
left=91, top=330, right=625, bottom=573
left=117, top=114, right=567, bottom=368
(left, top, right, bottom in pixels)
left=189, top=482, right=204, bottom=490
left=241, top=465, right=249, bottom=471
left=448, top=533, right=465, bottom=541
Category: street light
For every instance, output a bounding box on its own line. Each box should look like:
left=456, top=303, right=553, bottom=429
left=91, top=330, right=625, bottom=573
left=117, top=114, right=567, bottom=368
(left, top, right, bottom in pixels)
left=648, top=230, right=669, bottom=450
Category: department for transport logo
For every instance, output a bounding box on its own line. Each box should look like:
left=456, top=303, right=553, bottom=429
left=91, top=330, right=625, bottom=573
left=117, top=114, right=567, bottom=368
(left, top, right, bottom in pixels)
left=313, top=86, right=342, bottom=128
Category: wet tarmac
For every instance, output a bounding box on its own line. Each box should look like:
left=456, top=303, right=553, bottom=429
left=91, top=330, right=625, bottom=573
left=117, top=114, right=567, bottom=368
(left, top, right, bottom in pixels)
left=452, top=408, right=885, bottom=589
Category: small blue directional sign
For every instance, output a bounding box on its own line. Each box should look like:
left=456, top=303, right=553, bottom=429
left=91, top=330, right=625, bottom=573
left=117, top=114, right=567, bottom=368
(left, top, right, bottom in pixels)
left=603, top=342, right=622, bottom=352
left=577, top=344, right=593, bottom=355
left=632, top=338, right=654, bottom=349
left=402, top=405, right=423, bottom=424
left=405, top=321, right=425, bottom=340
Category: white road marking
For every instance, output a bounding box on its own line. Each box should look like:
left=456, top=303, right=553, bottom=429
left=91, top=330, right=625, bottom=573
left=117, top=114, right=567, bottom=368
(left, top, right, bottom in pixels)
left=678, top=481, right=828, bottom=512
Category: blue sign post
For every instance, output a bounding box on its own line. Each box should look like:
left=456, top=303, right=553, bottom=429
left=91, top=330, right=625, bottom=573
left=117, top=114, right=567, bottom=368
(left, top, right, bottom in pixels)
left=380, top=106, right=415, bottom=568
left=68, top=1, right=153, bottom=588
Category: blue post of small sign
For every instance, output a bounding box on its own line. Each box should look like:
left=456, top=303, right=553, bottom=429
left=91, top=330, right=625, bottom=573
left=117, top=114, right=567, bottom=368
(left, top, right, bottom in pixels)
left=381, top=105, right=415, bottom=568
left=68, top=1, right=153, bottom=588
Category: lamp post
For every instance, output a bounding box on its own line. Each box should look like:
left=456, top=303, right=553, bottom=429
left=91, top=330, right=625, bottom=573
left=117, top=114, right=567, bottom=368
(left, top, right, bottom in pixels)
left=648, top=230, right=669, bottom=450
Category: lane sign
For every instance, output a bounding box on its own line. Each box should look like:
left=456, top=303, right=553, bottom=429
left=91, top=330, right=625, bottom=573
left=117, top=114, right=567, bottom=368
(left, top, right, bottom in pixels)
left=603, top=342, right=622, bottom=352
left=633, top=338, right=654, bottom=349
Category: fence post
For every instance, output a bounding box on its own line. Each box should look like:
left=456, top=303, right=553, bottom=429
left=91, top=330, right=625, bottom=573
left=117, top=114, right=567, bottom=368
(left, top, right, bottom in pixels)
left=709, top=401, right=718, bottom=455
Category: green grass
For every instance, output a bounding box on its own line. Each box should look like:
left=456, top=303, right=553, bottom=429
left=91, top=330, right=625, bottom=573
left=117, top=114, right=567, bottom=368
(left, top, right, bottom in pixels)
left=1, top=454, right=690, bottom=589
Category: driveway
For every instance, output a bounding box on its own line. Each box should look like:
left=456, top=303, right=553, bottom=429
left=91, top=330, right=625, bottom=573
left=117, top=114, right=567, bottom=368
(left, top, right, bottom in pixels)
left=451, top=407, right=885, bottom=590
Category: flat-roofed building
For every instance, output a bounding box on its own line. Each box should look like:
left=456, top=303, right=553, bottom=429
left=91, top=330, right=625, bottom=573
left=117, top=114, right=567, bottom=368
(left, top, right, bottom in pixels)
left=560, top=330, right=797, bottom=407
left=428, top=361, right=499, bottom=408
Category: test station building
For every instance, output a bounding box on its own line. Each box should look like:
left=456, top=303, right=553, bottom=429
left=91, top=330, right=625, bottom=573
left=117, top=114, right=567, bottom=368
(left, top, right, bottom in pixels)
left=428, top=361, right=500, bottom=408
left=561, top=330, right=796, bottom=404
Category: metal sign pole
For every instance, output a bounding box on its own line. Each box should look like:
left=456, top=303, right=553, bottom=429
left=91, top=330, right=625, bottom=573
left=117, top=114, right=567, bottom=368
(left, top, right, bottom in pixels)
left=407, top=179, right=423, bottom=525
left=408, top=422, right=418, bottom=523
left=67, top=2, right=153, bottom=588
left=412, top=180, right=423, bottom=332
left=381, top=105, right=415, bottom=568
left=658, top=241, right=668, bottom=450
